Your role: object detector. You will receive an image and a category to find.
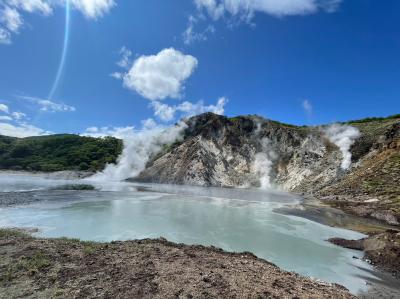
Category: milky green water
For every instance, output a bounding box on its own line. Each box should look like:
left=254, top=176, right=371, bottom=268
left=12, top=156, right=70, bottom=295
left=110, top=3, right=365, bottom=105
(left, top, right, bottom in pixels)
left=0, top=173, right=378, bottom=294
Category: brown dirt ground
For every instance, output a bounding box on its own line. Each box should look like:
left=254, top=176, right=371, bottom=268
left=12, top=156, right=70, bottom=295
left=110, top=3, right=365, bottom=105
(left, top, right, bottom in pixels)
left=0, top=229, right=355, bottom=299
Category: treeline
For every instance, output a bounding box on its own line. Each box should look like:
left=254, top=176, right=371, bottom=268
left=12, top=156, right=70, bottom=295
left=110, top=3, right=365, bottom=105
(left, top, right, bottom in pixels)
left=0, top=134, right=123, bottom=172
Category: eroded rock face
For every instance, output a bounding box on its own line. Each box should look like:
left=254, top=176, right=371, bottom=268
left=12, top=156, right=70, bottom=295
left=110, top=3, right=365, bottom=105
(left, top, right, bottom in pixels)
left=135, top=113, right=400, bottom=225
left=137, top=113, right=347, bottom=191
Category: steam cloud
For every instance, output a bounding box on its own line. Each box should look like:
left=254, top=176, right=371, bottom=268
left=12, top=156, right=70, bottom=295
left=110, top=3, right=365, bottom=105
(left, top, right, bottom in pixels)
left=90, top=122, right=187, bottom=182
left=324, top=124, right=360, bottom=170
left=252, top=138, right=276, bottom=189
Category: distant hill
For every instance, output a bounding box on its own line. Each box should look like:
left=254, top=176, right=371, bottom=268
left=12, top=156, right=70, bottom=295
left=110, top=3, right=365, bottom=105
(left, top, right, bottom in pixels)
left=0, top=134, right=122, bottom=172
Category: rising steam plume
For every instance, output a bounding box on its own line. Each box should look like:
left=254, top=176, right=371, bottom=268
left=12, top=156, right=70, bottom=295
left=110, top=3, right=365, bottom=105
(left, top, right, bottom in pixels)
left=252, top=137, right=277, bottom=189
left=324, top=124, right=360, bottom=170
left=91, top=122, right=187, bottom=182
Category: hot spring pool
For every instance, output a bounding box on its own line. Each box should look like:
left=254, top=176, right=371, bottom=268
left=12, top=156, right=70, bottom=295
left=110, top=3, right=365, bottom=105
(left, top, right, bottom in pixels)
left=0, top=173, right=378, bottom=294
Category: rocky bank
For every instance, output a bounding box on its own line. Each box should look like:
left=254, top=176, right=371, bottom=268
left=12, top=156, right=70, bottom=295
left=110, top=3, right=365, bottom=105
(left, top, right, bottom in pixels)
left=329, top=230, right=400, bottom=279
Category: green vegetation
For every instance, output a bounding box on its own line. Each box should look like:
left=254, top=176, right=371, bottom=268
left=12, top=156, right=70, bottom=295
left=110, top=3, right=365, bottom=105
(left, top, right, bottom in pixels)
left=19, top=250, right=50, bottom=276
left=0, top=228, right=31, bottom=239
left=82, top=243, right=97, bottom=255
left=0, top=243, right=52, bottom=283
left=57, top=237, right=82, bottom=244
left=0, top=134, right=122, bottom=172
left=347, top=114, right=400, bottom=124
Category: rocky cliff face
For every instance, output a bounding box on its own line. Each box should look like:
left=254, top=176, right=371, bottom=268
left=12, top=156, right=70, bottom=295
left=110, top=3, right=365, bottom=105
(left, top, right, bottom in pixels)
left=135, top=112, right=400, bottom=225
left=136, top=113, right=352, bottom=191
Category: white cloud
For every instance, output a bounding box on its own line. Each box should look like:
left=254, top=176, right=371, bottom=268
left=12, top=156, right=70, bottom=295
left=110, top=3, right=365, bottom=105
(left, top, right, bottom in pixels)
left=195, top=0, right=342, bottom=20
left=186, top=0, right=342, bottom=45
left=19, top=96, right=76, bottom=112
left=36, top=99, right=76, bottom=112
left=0, top=101, right=45, bottom=137
left=11, top=111, right=26, bottom=120
left=7, top=0, right=53, bottom=15
left=0, top=115, right=12, bottom=121
left=151, top=97, right=228, bottom=122
left=0, top=103, right=9, bottom=113
left=83, top=126, right=135, bottom=139
left=151, top=101, right=176, bottom=122
left=0, top=104, right=10, bottom=114
left=0, top=0, right=52, bottom=44
left=6, top=0, right=115, bottom=18
left=115, top=48, right=198, bottom=101
left=302, top=99, right=312, bottom=116
left=179, top=97, right=227, bottom=116
left=0, top=103, right=25, bottom=120
left=0, top=122, right=51, bottom=137
left=0, top=27, right=11, bottom=44
left=0, top=0, right=115, bottom=44
left=0, top=6, right=23, bottom=33
left=71, top=0, right=115, bottom=19
left=195, top=0, right=225, bottom=20
left=183, top=15, right=215, bottom=45
left=0, top=100, right=52, bottom=137
left=110, top=72, right=123, bottom=79
left=84, top=97, right=226, bottom=142
left=116, top=46, right=132, bottom=69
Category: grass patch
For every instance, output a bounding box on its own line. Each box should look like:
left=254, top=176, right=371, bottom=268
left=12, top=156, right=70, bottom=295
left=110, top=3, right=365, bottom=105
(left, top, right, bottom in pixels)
left=55, top=237, right=98, bottom=254
left=1, top=250, right=52, bottom=283
left=0, top=229, right=31, bottom=239
left=56, top=237, right=81, bottom=245
left=362, top=180, right=383, bottom=190
left=0, top=267, right=15, bottom=284
left=19, top=250, right=50, bottom=276
left=82, top=243, right=97, bottom=255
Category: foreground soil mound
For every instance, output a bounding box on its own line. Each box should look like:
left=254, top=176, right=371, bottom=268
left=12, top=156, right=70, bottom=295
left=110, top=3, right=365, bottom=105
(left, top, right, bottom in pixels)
left=0, top=229, right=354, bottom=299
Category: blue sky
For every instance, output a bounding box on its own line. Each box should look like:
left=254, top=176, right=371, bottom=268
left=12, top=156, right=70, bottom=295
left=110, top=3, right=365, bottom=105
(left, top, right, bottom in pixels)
left=0, top=0, right=399, bottom=137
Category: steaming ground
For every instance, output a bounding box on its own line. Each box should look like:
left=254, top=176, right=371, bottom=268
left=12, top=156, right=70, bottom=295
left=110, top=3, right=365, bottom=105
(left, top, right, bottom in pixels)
left=252, top=138, right=277, bottom=189
left=323, top=124, right=360, bottom=170
left=250, top=123, right=359, bottom=188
